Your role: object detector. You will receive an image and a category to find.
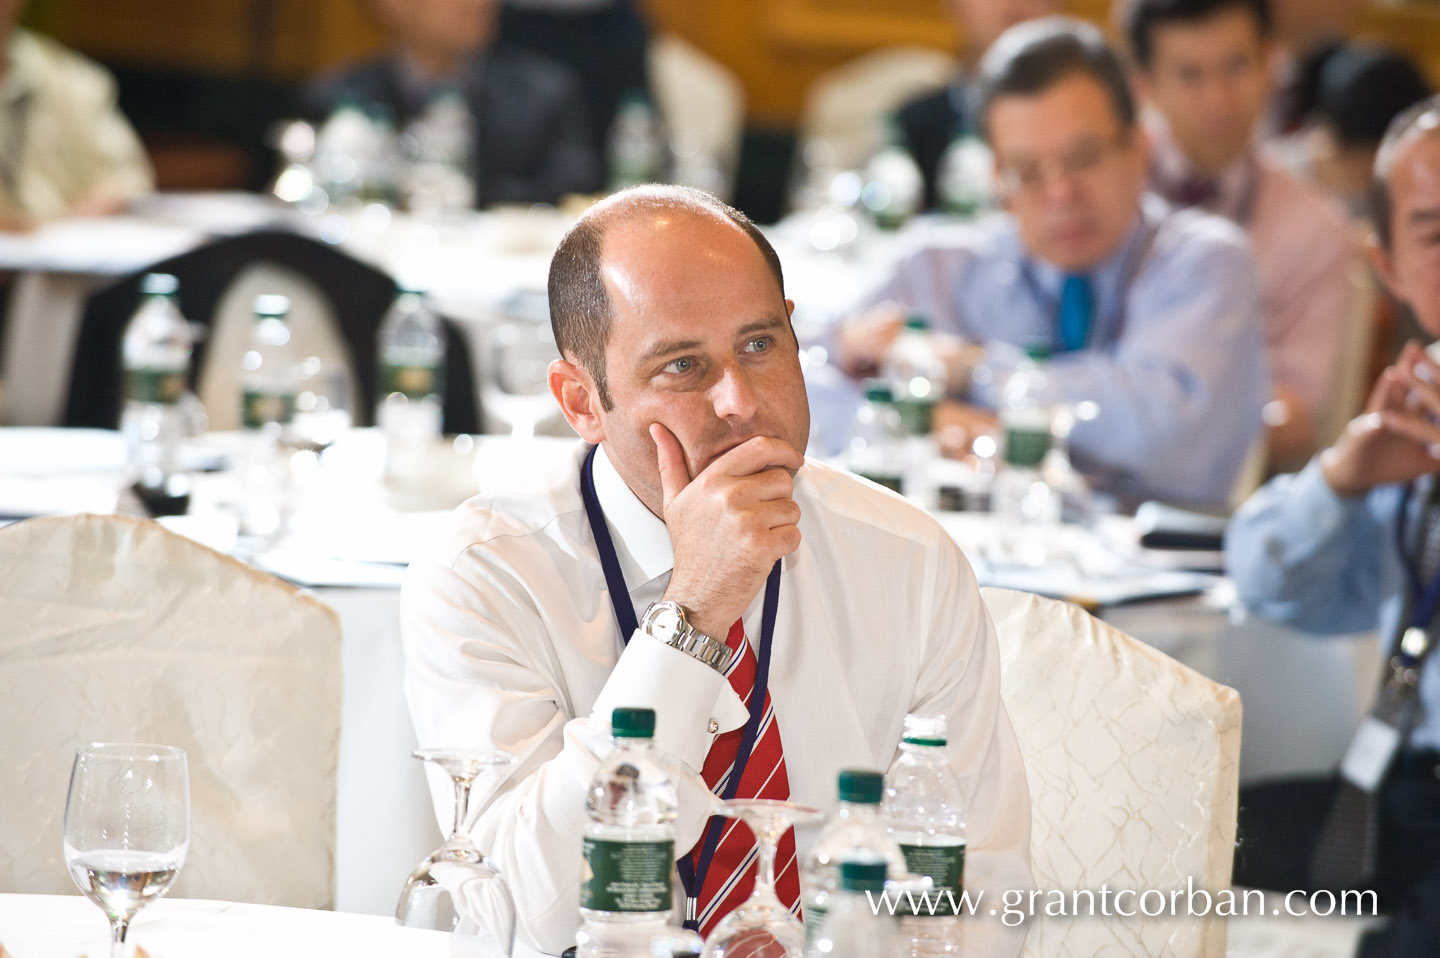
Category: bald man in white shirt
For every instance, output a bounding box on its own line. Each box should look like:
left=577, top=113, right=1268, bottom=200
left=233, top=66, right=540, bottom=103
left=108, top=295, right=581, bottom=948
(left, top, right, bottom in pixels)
left=401, top=184, right=1032, bottom=953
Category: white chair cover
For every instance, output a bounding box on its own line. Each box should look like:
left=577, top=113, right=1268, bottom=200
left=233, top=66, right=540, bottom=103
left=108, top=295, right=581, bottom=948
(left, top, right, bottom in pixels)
left=648, top=33, right=747, bottom=202
left=795, top=46, right=957, bottom=175
left=983, top=587, right=1242, bottom=958
left=0, top=514, right=342, bottom=908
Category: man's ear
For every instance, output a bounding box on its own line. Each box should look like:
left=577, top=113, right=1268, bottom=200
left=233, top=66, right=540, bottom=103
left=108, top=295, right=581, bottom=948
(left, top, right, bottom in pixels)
left=549, top=357, right=605, bottom=443
left=1366, top=233, right=1399, bottom=300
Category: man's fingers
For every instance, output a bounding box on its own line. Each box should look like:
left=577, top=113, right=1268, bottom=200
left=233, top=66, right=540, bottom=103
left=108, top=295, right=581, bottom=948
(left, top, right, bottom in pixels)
left=1380, top=410, right=1440, bottom=450
left=649, top=422, right=692, bottom=507
left=709, top=435, right=806, bottom=478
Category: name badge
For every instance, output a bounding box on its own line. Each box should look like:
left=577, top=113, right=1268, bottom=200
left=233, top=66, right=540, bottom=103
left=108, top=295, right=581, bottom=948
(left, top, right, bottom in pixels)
left=1339, top=716, right=1402, bottom=792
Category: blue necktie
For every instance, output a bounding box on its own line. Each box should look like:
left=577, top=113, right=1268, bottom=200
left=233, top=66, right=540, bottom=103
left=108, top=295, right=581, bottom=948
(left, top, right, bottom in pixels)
left=1058, top=274, right=1094, bottom=353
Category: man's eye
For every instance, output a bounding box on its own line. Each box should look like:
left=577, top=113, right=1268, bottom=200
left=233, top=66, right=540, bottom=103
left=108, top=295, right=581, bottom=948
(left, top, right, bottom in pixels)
left=744, top=337, right=772, bottom=353
left=662, top=357, right=694, bottom=374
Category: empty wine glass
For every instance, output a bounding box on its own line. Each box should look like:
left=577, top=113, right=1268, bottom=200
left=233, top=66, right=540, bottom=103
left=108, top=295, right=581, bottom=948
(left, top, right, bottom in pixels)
left=397, top=748, right=517, bottom=956
left=286, top=356, right=354, bottom=454
left=63, top=743, right=190, bottom=958
left=481, top=320, right=561, bottom=438
left=701, top=799, right=822, bottom=958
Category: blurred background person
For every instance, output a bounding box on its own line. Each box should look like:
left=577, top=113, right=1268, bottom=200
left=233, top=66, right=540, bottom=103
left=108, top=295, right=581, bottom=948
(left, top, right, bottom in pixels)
left=1126, top=0, right=1360, bottom=474
left=300, top=0, right=600, bottom=208
left=1272, top=43, right=1432, bottom=223
left=1226, top=95, right=1440, bottom=958
left=836, top=17, right=1267, bottom=507
left=0, top=0, right=152, bottom=230
left=1266, top=0, right=1367, bottom=135
left=898, top=0, right=1058, bottom=210
left=497, top=0, right=651, bottom=159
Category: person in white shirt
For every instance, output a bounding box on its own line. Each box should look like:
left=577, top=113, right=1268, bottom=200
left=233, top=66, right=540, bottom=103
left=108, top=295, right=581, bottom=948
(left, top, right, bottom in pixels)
left=401, top=184, right=1032, bottom=954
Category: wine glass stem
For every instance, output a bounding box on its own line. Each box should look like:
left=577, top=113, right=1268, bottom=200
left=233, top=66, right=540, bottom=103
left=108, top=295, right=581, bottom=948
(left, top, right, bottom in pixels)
left=450, top=776, right=473, bottom=841
left=753, top=833, right=778, bottom=900
left=109, top=914, right=131, bottom=958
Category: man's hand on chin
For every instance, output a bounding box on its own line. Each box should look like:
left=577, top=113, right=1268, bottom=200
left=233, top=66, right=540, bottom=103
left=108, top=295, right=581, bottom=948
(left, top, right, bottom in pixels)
left=650, top=423, right=804, bottom=639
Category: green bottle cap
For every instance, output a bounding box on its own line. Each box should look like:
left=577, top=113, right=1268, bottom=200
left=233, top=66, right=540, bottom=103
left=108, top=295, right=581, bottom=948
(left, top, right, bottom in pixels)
left=611, top=707, right=656, bottom=739
left=839, top=858, right=888, bottom=893
left=905, top=315, right=931, bottom=332
left=140, top=273, right=179, bottom=298
left=902, top=713, right=948, bottom=747
left=253, top=294, right=291, bottom=320
left=1024, top=343, right=1052, bottom=363
left=864, top=381, right=895, bottom=404
left=837, top=768, right=883, bottom=804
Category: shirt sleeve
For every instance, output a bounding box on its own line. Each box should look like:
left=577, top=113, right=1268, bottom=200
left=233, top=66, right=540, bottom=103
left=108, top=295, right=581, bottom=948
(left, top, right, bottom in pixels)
left=401, top=546, right=733, bottom=953
left=908, top=525, right=1033, bottom=954
left=1224, top=457, right=1393, bottom=635
left=59, top=54, right=153, bottom=208
left=1045, top=235, right=1269, bottom=505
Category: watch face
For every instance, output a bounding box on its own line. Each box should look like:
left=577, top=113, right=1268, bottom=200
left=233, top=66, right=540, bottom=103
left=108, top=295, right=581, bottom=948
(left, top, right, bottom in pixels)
left=647, top=603, right=683, bottom=636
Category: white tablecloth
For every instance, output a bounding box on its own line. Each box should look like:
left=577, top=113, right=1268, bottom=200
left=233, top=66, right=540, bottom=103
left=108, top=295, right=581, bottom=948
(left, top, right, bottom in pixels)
left=0, top=893, right=549, bottom=958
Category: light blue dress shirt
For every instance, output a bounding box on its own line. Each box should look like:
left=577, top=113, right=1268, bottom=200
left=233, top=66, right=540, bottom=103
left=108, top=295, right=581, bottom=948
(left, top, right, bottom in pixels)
left=1225, top=458, right=1440, bottom=750
left=848, top=195, right=1269, bottom=506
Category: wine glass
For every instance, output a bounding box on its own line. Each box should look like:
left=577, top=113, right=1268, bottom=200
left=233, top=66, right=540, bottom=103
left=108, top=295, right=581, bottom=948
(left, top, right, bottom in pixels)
left=286, top=356, right=354, bottom=454
left=481, top=320, right=561, bottom=439
left=397, top=748, right=517, bottom=956
left=63, top=743, right=190, bottom=958
left=701, top=799, right=822, bottom=958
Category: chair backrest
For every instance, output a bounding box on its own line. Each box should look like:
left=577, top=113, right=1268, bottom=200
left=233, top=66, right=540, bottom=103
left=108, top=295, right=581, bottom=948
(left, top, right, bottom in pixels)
left=648, top=33, right=746, bottom=201
left=982, top=587, right=1242, bottom=958
left=0, top=514, right=342, bottom=908
left=62, top=229, right=481, bottom=434
left=795, top=46, right=957, bottom=174
left=1317, top=260, right=1378, bottom=449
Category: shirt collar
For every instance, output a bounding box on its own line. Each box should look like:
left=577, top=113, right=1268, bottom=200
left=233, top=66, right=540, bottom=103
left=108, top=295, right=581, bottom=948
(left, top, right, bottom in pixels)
left=1023, top=204, right=1150, bottom=303
left=1146, top=113, right=1256, bottom=221
left=592, top=443, right=674, bottom=589
left=0, top=31, right=38, bottom=107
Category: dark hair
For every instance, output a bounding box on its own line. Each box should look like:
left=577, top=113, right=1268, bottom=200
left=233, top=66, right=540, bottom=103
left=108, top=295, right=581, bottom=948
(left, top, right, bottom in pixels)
left=1125, top=0, right=1272, bottom=70
left=1369, top=95, right=1440, bottom=250
left=1316, top=45, right=1432, bottom=149
left=976, top=17, right=1137, bottom=139
left=547, top=185, right=786, bottom=411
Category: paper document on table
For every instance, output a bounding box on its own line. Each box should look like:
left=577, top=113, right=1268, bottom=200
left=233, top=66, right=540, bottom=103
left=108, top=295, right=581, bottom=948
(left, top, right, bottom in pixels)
left=971, top=562, right=1217, bottom=610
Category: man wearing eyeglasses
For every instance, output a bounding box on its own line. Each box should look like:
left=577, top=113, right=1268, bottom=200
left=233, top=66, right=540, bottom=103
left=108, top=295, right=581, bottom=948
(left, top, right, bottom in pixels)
left=836, top=17, right=1267, bottom=507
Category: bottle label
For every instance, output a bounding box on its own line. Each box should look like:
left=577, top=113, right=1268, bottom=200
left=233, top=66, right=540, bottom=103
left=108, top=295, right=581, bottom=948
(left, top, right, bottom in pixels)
left=803, top=900, right=827, bottom=947
left=242, top=390, right=296, bottom=429
left=899, top=842, right=965, bottom=917
left=380, top=362, right=441, bottom=401
left=580, top=838, right=674, bottom=912
left=126, top=367, right=186, bottom=406
left=1004, top=425, right=1051, bottom=469
left=892, top=397, right=934, bottom=436
left=858, top=470, right=904, bottom=494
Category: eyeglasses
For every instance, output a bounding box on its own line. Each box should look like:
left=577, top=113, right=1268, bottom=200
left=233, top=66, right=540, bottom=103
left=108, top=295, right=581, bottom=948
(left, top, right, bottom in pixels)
left=995, top=134, right=1132, bottom=198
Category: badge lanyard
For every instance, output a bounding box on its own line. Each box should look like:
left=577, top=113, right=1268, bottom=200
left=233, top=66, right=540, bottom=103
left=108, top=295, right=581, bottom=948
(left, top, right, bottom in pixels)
left=579, top=443, right=781, bottom=929
left=1392, top=482, right=1440, bottom=672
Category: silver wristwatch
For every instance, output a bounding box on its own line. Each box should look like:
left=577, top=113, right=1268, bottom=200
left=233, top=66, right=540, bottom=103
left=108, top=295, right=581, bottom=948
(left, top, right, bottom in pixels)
left=639, top=600, right=734, bottom=673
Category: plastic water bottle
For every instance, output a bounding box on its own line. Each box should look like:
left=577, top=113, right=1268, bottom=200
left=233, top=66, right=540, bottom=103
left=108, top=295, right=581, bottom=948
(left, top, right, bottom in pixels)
left=120, top=273, right=195, bottom=488
left=883, top=316, right=948, bottom=438
left=861, top=119, right=923, bottom=231
left=885, top=714, right=967, bottom=956
left=607, top=91, right=669, bottom=191
left=846, top=382, right=906, bottom=494
left=376, top=285, right=445, bottom=451
left=802, top=769, right=908, bottom=948
left=237, top=294, right=298, bottom=537
left=579, top=708, right=679, bottom=957
left=935, top=134, right=995, bottom=218
left=404, top=88, right=476, bottom=216
left=807, top=859, right=903, bottom=958
left=992, top=344, right=1061, bottom=527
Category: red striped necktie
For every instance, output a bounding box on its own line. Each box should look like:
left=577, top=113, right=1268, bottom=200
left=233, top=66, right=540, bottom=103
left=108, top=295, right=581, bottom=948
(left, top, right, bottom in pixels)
left=687, top=618, right=800, bottom=937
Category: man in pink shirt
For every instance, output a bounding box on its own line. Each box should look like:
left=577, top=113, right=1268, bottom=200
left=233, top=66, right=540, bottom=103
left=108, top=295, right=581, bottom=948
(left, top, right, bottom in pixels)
left=1126, top=0, right=1361, bottom=472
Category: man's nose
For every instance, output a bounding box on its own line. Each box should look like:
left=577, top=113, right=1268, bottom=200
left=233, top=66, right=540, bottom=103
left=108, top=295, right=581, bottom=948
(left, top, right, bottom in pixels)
left=710, top=363, right=761, bottom=421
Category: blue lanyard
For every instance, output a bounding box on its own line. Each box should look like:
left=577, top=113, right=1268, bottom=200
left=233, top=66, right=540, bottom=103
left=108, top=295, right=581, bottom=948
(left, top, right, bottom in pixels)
left=578, top=443, right=782, bottom=930
left=1394, top=482, right=1440, bottom=665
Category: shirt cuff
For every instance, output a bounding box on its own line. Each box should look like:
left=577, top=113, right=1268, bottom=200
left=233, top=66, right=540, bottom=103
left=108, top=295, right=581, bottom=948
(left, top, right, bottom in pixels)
left=590, top=631, right=747, bottom=771
left=1285, top=454, right=1355, bottom=541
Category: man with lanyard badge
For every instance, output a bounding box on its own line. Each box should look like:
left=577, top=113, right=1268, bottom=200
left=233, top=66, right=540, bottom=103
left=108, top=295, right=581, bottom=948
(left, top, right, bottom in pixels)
left=401, top=184, right=1032, bottom=954
left=1227, top=96, right=1440, bottom=956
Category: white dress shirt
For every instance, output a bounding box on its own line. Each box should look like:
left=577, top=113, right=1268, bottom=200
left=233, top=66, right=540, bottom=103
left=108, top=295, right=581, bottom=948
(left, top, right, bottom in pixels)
left=401, top=441, right=1032, bottom=954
